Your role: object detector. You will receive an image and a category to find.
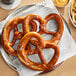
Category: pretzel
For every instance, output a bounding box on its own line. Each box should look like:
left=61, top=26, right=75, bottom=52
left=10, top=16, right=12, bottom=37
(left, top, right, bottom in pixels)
left=23, top=14, right=46, bottom=34
left=23, top=14, right=55, bottom=46
left=24, top=14, right=64, bottom=47
left=17, top=32, right=60, bottom=71
left=1, top=17, right=37, bottom=56
left=44, top=13, right=64, bottom=47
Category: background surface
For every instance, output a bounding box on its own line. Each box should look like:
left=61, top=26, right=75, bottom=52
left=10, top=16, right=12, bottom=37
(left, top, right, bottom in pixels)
left=0, top=0, right=76, bottom=76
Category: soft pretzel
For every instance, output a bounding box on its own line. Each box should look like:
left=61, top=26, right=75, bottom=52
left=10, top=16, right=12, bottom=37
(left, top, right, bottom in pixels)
left=17, top=32, right=60, bottom=71
left=1, top=17, right=37, bottom=56
left=23, top=14, right=46, bottom=34
left=23, top=14, right=47, bottom=46
left=44, top=13, right=64, bottom=47
left=24, top=14, right=64, bottom=47
left=1, top=14, right=62, bottom=71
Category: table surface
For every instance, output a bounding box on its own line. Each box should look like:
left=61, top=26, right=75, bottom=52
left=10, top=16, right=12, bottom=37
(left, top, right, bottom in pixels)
left=0, top=0, right=76, bottom=76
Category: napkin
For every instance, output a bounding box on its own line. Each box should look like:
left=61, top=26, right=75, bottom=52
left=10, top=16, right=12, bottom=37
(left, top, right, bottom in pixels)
left=0, top=0, right=20, bottom=10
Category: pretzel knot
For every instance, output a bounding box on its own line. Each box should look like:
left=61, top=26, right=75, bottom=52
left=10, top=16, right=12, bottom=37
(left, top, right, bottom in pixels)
left=17, top=32, right=60, bottom=71
left=1, top=17, right=37, bottom=56
left=23, top=14, right=64, bottom=47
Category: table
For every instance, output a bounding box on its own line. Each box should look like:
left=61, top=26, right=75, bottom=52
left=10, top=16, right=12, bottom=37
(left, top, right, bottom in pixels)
left=0, top=0, right=76, bottom=76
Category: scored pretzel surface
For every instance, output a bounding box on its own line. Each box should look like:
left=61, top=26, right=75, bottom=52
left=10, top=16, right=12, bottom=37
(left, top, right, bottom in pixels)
left=1, top=17, right=37, bottom=56
left=22, top=14, right=47, bottom=46
left=17, top=32, right=60, bottom=71
left=23, top=14, right=46, bottom=34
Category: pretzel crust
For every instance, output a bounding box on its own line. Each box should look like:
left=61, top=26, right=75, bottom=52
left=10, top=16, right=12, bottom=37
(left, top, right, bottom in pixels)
left=1, top=17, right=37, bottom=56
left=23, top=14, right=46, bottom=34
left=44, top=13, right=64, bottom=46
left=24, top=14, right=64, bottom=47
left=1, top=14, right=62, bottom=71
left=17, top=32, right=60, bottom=71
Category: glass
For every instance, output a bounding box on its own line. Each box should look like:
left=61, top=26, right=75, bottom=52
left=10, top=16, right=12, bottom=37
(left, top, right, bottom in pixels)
left=1, top=0, right=15, bottom=4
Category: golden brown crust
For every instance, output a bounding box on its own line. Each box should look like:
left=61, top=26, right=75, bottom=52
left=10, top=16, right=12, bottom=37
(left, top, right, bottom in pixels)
left=44, top=13, right=64, bottom=47
left=1, top=17, right=37, bottom=56
left=23, top=14, right=46, bottom=34
left=24, top=14, right=64, bottom=47
left=22, top=14, right=46, bottom=46
left=17, top=32, right=60, bottom=71
left=1, top=17, right=24, bottom=56
left=1, top=14, right=63, bottom=71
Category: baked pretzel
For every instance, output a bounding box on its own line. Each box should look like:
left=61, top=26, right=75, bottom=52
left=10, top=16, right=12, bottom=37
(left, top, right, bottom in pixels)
left=1, top=17, right=37, bottom=56
left=44, top=13, right=64, bottom=47
left=24, top=14, right=64, bottom=47
left=23, top=14, right=55, bottom=46
left=23, top=14, right=46, bottom=34
left=17, top=32, right=60, bottom=71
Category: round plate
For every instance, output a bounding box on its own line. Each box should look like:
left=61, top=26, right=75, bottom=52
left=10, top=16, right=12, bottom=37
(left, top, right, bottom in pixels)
left=0, top=4, right=72, bottom=76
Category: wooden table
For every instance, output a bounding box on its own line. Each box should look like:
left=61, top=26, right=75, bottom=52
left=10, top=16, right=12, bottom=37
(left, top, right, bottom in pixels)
left=0, top=0, right=76, bottom=76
